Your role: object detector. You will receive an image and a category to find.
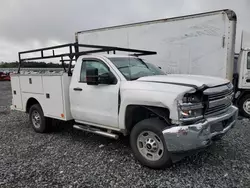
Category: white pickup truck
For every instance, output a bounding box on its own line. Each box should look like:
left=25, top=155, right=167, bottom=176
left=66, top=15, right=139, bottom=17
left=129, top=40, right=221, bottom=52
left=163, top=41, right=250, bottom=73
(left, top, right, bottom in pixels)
left=11, top=43, right=238, bottom=169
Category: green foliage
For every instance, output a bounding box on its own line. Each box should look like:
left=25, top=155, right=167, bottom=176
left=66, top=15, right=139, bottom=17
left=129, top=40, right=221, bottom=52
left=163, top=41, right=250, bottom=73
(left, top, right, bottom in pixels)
left=0, top=61, right=67, bottom=68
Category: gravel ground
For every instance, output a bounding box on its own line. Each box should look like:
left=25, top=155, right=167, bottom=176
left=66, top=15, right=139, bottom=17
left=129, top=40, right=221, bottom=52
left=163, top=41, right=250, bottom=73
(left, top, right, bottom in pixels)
left=0, top=81, right=250, bottom=188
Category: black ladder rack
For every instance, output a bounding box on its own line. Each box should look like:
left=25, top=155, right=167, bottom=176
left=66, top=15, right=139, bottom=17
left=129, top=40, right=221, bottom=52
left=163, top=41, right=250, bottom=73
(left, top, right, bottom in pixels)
left=18, top=43, right=157, bottom=75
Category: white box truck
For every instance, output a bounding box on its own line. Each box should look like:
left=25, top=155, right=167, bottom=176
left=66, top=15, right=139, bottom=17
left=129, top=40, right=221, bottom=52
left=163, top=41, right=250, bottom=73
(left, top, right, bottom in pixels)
left=10, top=10, right=239, bottom=169
left=75, top=9, right=250, bottom=118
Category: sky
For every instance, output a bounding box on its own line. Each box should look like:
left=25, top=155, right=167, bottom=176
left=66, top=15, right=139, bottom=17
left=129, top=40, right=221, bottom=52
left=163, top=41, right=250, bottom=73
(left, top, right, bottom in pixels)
left=0, top=0, right=249, bottom=62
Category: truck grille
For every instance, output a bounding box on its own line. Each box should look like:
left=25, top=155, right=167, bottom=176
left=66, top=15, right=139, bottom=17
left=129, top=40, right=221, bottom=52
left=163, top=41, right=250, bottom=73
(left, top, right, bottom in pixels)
left=207, top=89, right=233, bottom=101
left=204, top=84, right=233, bottom=116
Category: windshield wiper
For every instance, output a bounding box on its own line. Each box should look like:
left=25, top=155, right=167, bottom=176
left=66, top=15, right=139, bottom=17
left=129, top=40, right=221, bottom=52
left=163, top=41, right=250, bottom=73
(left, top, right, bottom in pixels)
left=130, top=77, right=140, bottom=81
left=117, top=66, right=130, bottom=70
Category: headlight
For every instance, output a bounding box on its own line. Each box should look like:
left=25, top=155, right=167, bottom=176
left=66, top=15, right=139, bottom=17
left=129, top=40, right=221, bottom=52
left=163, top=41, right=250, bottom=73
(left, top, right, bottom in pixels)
left=182, top=93, right=201, bottom=103
left=178, top=93, right=204, bottom=123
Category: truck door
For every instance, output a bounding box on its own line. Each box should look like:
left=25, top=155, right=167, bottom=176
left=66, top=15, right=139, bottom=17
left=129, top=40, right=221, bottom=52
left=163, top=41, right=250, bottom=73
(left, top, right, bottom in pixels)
left=239, top=51, right=250, bottom=89
left=70, top=58, right=120, bottom=128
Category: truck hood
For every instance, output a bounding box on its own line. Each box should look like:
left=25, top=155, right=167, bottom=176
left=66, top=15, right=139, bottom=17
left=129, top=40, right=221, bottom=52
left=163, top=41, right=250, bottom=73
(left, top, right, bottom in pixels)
left=138, top=74, right=229, bottom=88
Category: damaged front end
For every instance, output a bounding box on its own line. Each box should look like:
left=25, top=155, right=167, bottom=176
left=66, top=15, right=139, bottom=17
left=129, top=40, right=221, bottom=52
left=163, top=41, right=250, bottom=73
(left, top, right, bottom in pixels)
left=162, top=83, right=238, bottom=153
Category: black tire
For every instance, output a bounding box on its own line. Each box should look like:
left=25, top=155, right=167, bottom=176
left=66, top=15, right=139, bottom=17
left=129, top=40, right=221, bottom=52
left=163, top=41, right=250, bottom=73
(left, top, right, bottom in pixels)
left=29, top=104, right=50, bottom=133
left=130, top=118, right=172, bottom=169
left=239, top=94, right=250, bottom=118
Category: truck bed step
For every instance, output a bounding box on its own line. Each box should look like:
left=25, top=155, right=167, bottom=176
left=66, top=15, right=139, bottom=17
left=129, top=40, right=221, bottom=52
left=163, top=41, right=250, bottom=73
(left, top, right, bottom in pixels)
left=73, top=124, right=119, bottom=140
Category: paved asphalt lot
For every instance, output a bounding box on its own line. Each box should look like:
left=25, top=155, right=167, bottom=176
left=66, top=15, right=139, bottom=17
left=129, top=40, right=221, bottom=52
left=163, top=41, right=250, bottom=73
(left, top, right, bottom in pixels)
left=0, top=81, right=250, bottom=188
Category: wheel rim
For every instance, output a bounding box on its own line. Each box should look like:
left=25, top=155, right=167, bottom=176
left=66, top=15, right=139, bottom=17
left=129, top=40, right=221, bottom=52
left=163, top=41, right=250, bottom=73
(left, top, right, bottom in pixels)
left=32, top=110, right=41, bottom=129
left=137, top=131, right=164, bottom=161
left=243, top=99, right=250, bottom=115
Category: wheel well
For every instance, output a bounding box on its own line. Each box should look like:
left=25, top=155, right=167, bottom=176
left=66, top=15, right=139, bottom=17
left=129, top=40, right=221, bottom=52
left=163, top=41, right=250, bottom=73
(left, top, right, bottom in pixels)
left=125, top=105, right=171, bottom=133
left=26, top=98, right=40, bottom=113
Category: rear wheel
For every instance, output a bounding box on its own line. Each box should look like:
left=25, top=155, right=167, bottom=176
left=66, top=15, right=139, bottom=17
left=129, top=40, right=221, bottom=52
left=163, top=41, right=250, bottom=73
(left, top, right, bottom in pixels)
left=29, top=104, right=50, bottom=133
left=239, top=94, right=250, bottom=118
left=130, top=118, right=172, bottom=169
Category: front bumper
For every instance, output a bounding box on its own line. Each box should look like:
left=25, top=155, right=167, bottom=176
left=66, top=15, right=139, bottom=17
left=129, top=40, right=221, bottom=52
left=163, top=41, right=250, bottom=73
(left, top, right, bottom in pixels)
left=162, top=106, right=238, bottom=153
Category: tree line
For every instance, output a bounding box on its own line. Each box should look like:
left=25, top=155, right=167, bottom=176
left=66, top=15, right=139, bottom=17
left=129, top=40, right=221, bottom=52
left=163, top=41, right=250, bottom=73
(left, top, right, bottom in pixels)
left=0, top=61, right=70, bottom=68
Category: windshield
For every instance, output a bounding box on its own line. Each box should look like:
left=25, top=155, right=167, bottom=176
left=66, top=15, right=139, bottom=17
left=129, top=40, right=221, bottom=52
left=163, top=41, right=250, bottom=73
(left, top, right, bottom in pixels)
left=109, top=57, right=166, bottom=80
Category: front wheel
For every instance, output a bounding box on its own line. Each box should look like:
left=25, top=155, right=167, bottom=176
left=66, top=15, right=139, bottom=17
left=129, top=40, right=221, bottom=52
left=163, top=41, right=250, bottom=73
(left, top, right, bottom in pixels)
left=130, top=118, right=172, bottom=169
left=239, top=94, right=250, bottom=118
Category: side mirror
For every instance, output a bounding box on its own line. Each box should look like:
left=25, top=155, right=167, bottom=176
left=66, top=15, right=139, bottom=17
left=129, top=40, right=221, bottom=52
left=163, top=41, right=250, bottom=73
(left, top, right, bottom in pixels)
left=86, top=68, right=115, bottom=85
left=99, top=73, right=115, bottom=84
left=86, top=68, right=99, bottom=85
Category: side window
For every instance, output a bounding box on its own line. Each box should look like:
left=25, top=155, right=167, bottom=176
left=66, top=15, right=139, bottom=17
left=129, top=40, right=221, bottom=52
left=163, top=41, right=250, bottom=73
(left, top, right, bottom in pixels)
left=80, top=59, right=110, bottom=82
left=247, top=52, right=250, bottom=69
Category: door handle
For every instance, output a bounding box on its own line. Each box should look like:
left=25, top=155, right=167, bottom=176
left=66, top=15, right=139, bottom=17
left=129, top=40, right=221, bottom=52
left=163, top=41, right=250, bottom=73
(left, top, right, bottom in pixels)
left=73, top=87, right=82, bottom=91
left=246, top=79, right=250, bottom=83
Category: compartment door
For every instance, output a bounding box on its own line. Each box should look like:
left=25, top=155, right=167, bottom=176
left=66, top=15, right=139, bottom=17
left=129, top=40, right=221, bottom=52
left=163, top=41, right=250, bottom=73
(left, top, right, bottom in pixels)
left=11, top=76, right=23, bottom=110
left=42, top=76, right=64, bottom=118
